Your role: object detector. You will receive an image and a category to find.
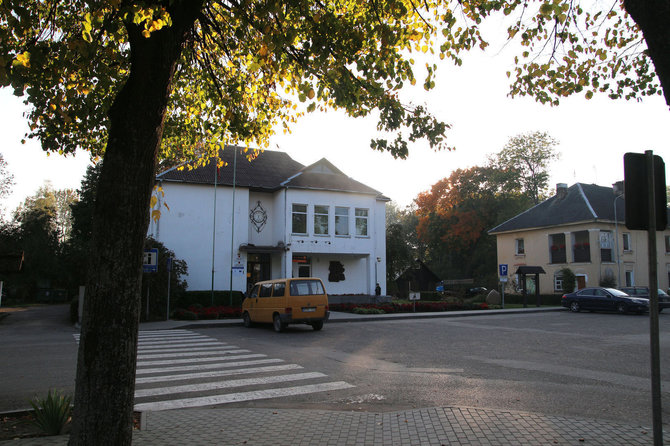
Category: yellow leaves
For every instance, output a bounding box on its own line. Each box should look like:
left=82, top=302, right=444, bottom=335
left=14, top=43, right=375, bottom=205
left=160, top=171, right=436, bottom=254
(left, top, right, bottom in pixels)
left=13, top=51, right=31, bottom=68
left=150, top=195, right=158, bottom=209
left=151, top=209, right=161, bottom=223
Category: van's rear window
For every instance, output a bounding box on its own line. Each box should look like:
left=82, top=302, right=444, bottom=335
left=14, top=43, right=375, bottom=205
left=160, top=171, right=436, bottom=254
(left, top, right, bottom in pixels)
left=289, top=280, right=325, bottom=296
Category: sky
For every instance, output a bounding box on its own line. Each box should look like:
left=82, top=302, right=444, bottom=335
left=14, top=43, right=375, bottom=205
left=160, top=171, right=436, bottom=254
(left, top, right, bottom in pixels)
left=1, top=35, right=669, bottom=216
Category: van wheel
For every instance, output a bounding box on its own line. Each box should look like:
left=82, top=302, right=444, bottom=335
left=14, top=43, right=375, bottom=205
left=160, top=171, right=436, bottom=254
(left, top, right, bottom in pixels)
left=242, top=312, right=252, bottom=328
left=273, top=314, right=286, bottom=333
left=311, top=320, right=324, bottom=331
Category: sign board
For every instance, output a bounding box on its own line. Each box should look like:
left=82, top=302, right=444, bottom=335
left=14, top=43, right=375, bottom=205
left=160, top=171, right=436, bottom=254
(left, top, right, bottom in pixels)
left=409, top=292, right=420, bottom=301
left=143, top=249, right=158, bottom=273
left=166, top=256, right=172, bottom=272
left=232, top=266, right=245, bottom=276
left=499, top=264, right=508, bottom=277
left=499, top=277, right=508, bottom=283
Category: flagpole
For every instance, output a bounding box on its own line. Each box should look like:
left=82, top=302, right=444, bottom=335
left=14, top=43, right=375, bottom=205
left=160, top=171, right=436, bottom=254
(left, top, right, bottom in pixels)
left=229, top=147, right=237, bottom=306
left=211, top=154, right=218, bottom=306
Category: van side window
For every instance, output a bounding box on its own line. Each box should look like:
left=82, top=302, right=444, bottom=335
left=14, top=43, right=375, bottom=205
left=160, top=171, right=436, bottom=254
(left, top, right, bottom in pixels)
left=259, top=283, right=273, bottom=297
left=290, top=279, right=325, bottom=296
left=273, top=282, right=286, bottom=297
left=249, top=285, right=259, bottom=298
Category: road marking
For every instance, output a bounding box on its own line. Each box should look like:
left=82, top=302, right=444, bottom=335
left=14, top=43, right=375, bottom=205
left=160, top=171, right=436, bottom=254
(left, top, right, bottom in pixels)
left=134, top=363, right=299, bottom=384
left=135, top=372, right=327, bottom=397
left=137, top=348, right=242, bottom=359
left=136, top=354, right=268, bottom=374
left=137, top=350, right=251, bottom=366
left=134, top=382, right=354, bottom=411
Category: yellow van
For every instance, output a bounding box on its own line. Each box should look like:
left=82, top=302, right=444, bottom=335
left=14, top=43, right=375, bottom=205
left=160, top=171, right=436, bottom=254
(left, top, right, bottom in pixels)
left=242, top=277, right=330, bottom=332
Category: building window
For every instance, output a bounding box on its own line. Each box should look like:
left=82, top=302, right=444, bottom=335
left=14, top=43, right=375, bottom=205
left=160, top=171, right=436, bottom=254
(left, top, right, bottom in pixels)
left=666, top=235, right=670, bottom=254
left=554, top=272, right=564, bottom=292
left=355, top=208, right=368, bottom=236
left=335, top=207, right=349, bottom=236
left=572, top=231, right=591, bottom=263
left=622, top=233, right=631, bottom=252
left=515, top=238, right=525, bottom=255
left=599, top=230, right=613, bottom=263
left=292, top=204, right=307, bottom=234
left=625, top=270, right=634, bottom=287
left=549, top=233, right=566, bottom=264
left=314, top=205, right=329, bottom=235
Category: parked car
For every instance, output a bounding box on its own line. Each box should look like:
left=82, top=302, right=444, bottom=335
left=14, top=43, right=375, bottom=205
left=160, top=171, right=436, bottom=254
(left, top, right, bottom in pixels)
left=619, top=287, right=670, bottom=313
left=561, top=287, right=649, bottom=314
left=242, top=277, right=330, bottom=332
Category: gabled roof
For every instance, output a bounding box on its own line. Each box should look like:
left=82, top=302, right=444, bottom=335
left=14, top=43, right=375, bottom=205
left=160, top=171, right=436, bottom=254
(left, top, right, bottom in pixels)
left=282, top=158, right=384, bottom=197
left=156, top=147, right=387, bottom=198
left=489, top=183, right=626, bottom=234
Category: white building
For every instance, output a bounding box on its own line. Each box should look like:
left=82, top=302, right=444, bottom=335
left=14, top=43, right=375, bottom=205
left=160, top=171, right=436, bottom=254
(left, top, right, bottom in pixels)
left=149, top=148, right=388, bottom=296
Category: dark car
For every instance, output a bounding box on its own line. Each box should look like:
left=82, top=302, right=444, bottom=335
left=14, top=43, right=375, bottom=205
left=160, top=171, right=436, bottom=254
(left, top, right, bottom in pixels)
left=620, top=287, right=670, bottom=313
left=561, top=287, right=649, bottom=314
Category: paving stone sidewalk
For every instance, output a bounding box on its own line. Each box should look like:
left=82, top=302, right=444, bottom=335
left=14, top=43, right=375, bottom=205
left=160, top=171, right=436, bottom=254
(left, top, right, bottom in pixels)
left=2, top=406, right=657, bottom=445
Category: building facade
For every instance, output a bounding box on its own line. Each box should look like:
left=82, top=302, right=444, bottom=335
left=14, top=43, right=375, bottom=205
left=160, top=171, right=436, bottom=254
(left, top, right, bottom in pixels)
left=489, top=183, right=670, bottom=295
left=149, top=148, right=388, bottom=296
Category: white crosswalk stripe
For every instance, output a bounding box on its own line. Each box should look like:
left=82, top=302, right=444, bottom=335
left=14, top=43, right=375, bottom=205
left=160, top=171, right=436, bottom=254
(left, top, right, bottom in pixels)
left=73, top=329, right=354, bottom=411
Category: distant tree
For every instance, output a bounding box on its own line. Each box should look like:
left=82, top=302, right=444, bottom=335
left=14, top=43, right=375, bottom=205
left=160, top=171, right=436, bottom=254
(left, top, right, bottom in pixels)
left=489, top=132, right=560, bottom=204
left=386, top=202, right=423, bottom=287
left=140, top=237, right=188, bottom=322
left=415, top=166, right=533, bottom=285
left=0, top=154, right=14, bottom=220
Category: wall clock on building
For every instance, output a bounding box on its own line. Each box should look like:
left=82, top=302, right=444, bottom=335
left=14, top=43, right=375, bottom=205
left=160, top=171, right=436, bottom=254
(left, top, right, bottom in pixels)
left=249, top=201, right=267, bottom=233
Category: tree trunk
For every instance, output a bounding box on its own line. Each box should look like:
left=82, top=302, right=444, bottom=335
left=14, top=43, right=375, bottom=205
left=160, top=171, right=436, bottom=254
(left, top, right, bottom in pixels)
left=624, top=0, right=670, bottom=107
left=68, top=3, right=202, bottom=445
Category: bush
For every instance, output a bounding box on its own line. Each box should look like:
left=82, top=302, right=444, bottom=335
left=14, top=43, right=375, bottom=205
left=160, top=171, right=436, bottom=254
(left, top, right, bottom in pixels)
left=175, top=290, right=245, bottom=309
left=173, top=309, right=198, bottom=320
left=29, top=390, right=72, bottom=436
left=503, top=294, right=563, bottom=306
left=352, top=307, right=386, bottom=314
left=559, top=267, right=576, bottom=293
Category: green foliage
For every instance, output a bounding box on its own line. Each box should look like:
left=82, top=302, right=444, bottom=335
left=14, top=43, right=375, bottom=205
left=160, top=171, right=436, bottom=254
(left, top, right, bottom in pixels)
left=29, top=390, right=72, bottom=436
left=175, top=290, right=245, bottom=309
left=559, top=268, right=576, bottom=293
left=599, top=275, right=617, bottom=288
left=489, top=132, right=560, bottom=204
left=385, top=202, right=423, bottom=283
left=352, top=307, right=386, bottom=315
left=0, top=154, right=14, bottom=219
left=141, top=237, right=189, bottom=322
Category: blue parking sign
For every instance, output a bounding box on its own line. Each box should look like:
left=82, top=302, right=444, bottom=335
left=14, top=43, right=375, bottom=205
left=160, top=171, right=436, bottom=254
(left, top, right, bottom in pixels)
left=499, top=264, right=508, bottom=277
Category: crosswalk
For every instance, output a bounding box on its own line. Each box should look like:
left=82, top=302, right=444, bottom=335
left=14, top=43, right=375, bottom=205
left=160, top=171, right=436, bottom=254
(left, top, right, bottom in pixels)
left=73, top=329, right=353, bottom=411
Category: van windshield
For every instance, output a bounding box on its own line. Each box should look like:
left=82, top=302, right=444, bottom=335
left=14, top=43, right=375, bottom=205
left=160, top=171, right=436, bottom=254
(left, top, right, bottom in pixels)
left=289, top=280, right=325, bottom=296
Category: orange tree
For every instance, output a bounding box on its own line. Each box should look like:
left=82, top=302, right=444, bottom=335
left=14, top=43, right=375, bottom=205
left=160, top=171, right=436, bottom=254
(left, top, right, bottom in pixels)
left=415, top=165, right=532, bottom=283
left=2, top=0, right=668, bottom=444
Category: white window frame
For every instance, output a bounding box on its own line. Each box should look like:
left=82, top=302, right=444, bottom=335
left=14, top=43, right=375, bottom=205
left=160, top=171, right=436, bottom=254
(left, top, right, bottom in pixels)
left=355, top=208, right=369, bottom=237
left=625, top=270, right=634, bottom=287
left=335, top=206, right=349, bottom=236
left=313, top=205, right=329, bottom=235
left=554, top=272, right=563, bottom=292
left=292, top=203, right=307, bottom=235
left=622, top=232, right=631, bottom=252
left=515, top=238, right=525, bottom=255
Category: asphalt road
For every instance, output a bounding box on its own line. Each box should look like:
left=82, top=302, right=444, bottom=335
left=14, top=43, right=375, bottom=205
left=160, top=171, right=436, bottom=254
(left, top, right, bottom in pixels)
left=1, top=305, right=669, bottom=429
left=205, top=310, right=670, bottom=427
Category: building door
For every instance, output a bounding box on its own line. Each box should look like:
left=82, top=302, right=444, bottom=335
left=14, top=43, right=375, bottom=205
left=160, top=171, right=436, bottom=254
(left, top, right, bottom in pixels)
left=247, top=253, right=271, bottom=293
left=576, top=275, right=586, bottom=290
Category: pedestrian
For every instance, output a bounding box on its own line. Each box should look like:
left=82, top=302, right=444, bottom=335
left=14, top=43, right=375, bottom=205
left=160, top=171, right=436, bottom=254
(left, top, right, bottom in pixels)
left=375, top=283, right=381, bottom=296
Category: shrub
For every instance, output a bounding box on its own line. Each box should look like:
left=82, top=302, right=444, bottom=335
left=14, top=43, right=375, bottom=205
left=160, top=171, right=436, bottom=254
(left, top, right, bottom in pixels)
left=560, top=267, right=576, bottom=293
left=29, top=390, right=72, bottom=436
left=173, top=309, right=198, bottom=320
left=175, top=290, right=245, bottom=309
left=352, top=307, right=386, bottom=315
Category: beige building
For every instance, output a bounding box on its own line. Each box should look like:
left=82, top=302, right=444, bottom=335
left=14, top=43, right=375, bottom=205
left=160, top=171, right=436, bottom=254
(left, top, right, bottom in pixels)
left=489, top=183, right=670, bottom=295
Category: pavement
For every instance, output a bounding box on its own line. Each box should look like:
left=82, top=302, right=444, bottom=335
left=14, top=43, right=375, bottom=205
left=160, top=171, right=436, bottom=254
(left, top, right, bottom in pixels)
left=1, top=306, right=664, bottom=445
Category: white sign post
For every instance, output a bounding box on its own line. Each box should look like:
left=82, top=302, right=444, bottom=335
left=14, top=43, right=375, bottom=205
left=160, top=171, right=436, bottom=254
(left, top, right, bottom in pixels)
left=499, top=264, right=508, bottom=309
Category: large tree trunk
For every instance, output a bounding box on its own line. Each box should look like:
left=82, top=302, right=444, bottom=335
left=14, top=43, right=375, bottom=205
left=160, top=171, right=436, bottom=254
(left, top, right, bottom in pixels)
left=69, top=3, right=202, bottom=445
left=624, top=0, right=670, bottom=107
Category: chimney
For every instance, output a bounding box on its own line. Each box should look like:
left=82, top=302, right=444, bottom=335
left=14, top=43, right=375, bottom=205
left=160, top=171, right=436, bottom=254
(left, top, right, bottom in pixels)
left=556, top=183, right=568, bottom=199
left=612, top=181, right=624, bottom=196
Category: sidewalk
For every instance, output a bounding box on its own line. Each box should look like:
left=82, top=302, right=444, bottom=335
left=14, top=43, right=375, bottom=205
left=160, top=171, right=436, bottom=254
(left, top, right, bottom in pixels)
left=3, top=406, right=656, bottom=445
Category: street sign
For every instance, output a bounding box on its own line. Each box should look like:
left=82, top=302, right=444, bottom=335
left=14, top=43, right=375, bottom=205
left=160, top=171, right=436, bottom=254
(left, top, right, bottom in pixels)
left=500, top=277, right=508, bottom=283
left=143, top=249, right=158, bottom=273
left=499, top=264, right=508, bottom=277
left=166, top=256, right=172, bottom=272
left=409, top=292, right=420, bottom=301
